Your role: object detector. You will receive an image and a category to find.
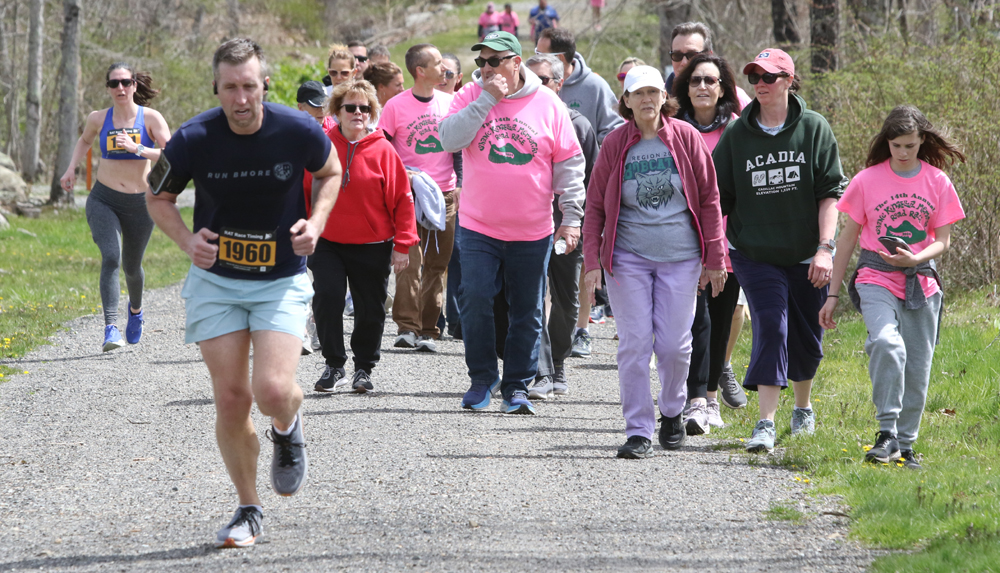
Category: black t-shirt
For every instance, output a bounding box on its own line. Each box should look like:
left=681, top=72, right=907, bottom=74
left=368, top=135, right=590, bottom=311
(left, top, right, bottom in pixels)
left=162, top=103, right=332, bottom=280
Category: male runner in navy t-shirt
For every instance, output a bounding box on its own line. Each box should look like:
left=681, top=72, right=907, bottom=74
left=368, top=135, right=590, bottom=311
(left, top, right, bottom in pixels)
left=146, top=38, right=342, bottom=548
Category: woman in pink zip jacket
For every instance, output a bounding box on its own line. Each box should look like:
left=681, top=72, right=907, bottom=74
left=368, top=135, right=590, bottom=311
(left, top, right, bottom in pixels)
left=582, top=65, right=726, bottom=459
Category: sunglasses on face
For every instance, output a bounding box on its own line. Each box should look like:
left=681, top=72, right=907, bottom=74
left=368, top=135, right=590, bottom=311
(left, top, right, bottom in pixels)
left=355, top=55, right=368, bottom=63
left=328, top=70, right=353, bottom=78
left=747, top=72, right=789, bottom=85
left=537, top=75, right=553, bottom=85
left=106, top=78, right=134, bottom=88
left=689, top=75, right=720, bottom=87
left=443, top=70, right=455, bottom=79
left=669, top=50, right=704, bottom=62
left=341, top=104, right=371, bottom=114
left=617, top=72, right=628, bottom=81
left=475, top=54, right=516, bottom=68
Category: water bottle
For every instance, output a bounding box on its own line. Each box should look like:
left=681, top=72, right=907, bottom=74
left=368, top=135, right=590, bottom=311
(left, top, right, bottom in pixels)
left=554, top=237, right=567, bottom=255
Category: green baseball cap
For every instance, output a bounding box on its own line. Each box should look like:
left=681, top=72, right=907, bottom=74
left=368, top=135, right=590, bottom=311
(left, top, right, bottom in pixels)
left=471, top=31, right=521, bottom=56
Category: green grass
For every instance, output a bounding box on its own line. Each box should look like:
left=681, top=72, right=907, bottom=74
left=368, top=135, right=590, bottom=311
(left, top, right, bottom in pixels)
left=0, top=201, right=194, bottom=378
left=765, top=500, right=807, bottom=524
left=715, top=288, right=1000, bottom=569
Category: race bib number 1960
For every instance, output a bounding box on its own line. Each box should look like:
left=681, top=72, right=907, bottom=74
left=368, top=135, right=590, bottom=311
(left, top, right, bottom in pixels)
left=218, top=227, right=277, bottom=273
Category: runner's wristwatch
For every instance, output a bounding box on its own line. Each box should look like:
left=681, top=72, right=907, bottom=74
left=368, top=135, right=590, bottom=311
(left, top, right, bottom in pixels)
left=135, top=144, right=145, bottom=156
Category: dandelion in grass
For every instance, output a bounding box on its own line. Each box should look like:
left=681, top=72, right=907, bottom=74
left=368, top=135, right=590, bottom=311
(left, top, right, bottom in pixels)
left=23, top=371, right=28, bottom=374
left=842, top=448, right=848, bottom=452
left=47, top=304, right=53, bottom=308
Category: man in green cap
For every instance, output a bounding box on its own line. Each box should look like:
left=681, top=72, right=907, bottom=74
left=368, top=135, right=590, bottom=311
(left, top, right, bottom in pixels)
left=438, top=31, right=585, bottom=416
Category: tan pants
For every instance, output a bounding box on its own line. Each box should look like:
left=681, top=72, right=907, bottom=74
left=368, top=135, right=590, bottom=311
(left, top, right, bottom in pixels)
left=392, top=191, right=457, bottom=338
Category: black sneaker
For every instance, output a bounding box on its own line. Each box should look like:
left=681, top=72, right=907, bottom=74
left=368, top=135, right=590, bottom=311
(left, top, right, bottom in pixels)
left=899, top=449, right=922, bottom=470
left=314, top=365, right=347, bottom=392
left=352, top=369, right=374, bottom=394
left=616, top=435, right=653, bottom=459
left=865, top=431, right=900, bottom=464
left=658, top=413, right=686, bottom=450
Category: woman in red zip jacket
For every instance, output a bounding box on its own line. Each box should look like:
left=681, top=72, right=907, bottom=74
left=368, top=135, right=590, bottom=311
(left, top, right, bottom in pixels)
left=305, top=79, right=418, bottom=394
left=582, top=65, right=726, bottom=459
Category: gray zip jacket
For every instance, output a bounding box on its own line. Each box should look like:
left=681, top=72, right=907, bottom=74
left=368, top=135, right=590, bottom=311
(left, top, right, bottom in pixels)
left=559, top=53, right=624, bottom=144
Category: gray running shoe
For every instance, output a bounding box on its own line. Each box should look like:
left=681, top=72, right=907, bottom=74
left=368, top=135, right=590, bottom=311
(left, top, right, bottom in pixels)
left=717, top=365, right=747, bottom=409
left=528, top=375, right=554, bottom=400
left=215, top=506, right=263, bottom=548
left=394, top=331, right=418, bottom=348
left=268, top=414, right=308, bottom=496
left=552, top=366, right=569, bottom=395
left=683, top=400, right=711, bottom=436
left=746, top=419, right=776, bottom=453
left=415, top=335, right=437, bottom=353
left=706, top=398, right=725, bottom=428
left=571, top=330, right=592, bottom=357
left=352, top=369, right=374, bottom=393
left=791, top=407, right=816, bottom=436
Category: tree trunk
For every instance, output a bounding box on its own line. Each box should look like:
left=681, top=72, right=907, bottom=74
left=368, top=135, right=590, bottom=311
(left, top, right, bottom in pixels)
left=22, top=0, right=42, bottom=182
left=49, top=0, right=80, bottom=207
left=0, top=2, right=18, bottom=167
left=848, top=0, right=888, bottom=33
left=771, top=0, right=802, bottom=45
left=658, top=1, right=693, bottom=75
left=811, top=0, right=839, bottom=73
left=227, top=0, right=240, bottom=39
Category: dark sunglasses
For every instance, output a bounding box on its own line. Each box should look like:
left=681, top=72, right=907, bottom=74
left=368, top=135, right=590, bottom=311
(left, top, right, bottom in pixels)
left=747, top=72, right=789, bottom=85
left=475, top=54, right=516, bottom=68
left=106, top=78, right=134, bottom=88
left=444, top=70, right=455, bottom=79
left=617, top=72, right=628, bottom=81
left=328, top=70, right=353, bottom=78
left=669, top=50, right=704, bottom=62
left=355, top=55, right=369, bottom=62
left=689, top=75, right=720, bottom=87
left=537, top=75, right=553, bottom=85
left=341, top=104, right=371, bottom=114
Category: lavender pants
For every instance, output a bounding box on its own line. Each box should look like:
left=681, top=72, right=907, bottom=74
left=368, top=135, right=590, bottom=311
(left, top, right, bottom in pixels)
left=606, top=249, right=701, bottom=440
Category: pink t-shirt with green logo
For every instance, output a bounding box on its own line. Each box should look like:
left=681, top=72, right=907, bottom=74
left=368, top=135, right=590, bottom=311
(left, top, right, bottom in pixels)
left=447, top=83, right=582, bottom=241
left=837, top=159, right=965, bottom=300
left=380, top=89, right=456, bottom=192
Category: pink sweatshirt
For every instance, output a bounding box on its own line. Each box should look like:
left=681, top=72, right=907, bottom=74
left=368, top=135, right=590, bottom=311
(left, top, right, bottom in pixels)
left=583, top=115, right=726, bottom=275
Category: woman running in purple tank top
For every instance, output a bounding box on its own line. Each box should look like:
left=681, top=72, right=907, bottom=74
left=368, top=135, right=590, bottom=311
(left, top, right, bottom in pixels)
left=59, top=62, right=171, bottom=352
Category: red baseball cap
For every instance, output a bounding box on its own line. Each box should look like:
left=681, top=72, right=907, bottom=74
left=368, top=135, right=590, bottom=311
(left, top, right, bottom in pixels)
left=742, top=48, right=795, bottom=77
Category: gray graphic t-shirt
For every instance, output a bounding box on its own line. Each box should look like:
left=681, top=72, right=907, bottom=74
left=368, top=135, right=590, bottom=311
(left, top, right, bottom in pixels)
left=615, top=137, right=701, bottom=262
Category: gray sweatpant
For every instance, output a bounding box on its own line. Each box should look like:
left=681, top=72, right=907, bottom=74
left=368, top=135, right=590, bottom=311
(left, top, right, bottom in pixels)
left=85, top=181, right=154, bottom=326
left=856, top=283, right=942, bottom=450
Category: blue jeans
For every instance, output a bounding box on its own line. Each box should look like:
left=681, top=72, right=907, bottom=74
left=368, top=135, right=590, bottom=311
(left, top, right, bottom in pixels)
left=459, top=227, right=552, bottom=399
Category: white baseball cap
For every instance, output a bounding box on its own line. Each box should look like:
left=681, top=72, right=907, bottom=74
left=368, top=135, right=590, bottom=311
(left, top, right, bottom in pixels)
left=623, top=65, right=665, bottom=94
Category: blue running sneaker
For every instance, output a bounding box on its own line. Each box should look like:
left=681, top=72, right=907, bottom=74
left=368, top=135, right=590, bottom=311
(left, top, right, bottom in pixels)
left=102, top=325, right=126, bottom=352
left=125, top=304, right=144, bottom=344
left=462, top=380, right=500, bottom=410
left=502, top=390, right=536, bottom=415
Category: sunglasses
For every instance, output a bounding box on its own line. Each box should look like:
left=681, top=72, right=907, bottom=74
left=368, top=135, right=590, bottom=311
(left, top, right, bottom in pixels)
left=669, top=50, right=704, bottom=62
left=537, top=75, right=553, bottom=85
left=475, top=54, right=516, bottom=68
left=617, top=72, right=628, bottom=81
left=328, top=70, right=353, bottom=78
left=747, top=72, right=789, bottom=85
left=355, top=55, right=369, bottom=63
left=106, top=78, right=134, bottom=88
left=341, top=104, right=371, bottom=114
left=689, top=75, right=720, bottom=87
left=444, top=70, right=455, bottom=79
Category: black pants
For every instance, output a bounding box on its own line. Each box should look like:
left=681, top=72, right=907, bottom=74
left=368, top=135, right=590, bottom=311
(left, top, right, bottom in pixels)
left=538, top=241, right=583, bottom=376
left=686, top=273, right=742, bottom=399
left=311, top=239, right=392, bottom=373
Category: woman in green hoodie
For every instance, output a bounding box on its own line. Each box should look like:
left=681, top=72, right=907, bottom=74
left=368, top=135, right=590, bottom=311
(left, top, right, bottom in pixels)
left=713, top=48, right=847, bottom=454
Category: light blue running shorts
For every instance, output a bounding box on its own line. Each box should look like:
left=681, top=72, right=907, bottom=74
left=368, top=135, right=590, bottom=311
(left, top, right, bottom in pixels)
left=181, top=265, right=313, bottom=344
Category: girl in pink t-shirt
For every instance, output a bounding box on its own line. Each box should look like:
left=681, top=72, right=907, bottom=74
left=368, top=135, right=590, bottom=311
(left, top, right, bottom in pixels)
left=819, top=106, right=966, bottom=470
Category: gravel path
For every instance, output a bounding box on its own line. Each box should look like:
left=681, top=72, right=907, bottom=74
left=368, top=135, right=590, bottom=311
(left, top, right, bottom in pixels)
left=0, top=282, right=879, bottom=571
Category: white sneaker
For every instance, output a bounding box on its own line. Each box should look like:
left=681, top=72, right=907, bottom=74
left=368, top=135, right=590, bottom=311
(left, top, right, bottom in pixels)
left=215, top=506, right=262, bottom=548
left=394, top=331, right=417, bottom=348
left=706, top=398, right=725, bottom=428
left=415, top=335, right=437, bottom=353
left=683, top=400, right=710, bottom=436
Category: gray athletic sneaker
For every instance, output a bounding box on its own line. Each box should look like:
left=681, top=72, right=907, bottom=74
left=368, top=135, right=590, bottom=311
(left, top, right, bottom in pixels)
left=717, top=365, right=747, bottom=409
left=268, top=414, right=308, bottom=496
left=791, top=407, right=816, bottom=436
left=683, top=400, right=711, bottom=436
left=552, top=366, right=569, bottom=395
left=215, top=505, right=263, bottom=548
left=528, top=375, right=554, bottom=400
left=394, top=331, right=417, bottom=348
left=571, top=330, right=592, bottom=357
left=706, top=398, right=725, bottom=428
left=746, top=419, right=776, bottom=453
left=415, top=335, right=437, bottom=353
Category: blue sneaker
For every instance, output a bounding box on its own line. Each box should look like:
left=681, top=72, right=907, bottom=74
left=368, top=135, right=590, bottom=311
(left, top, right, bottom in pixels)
left=102, top=325, right=126, bottom=352
left=502, top=390, right=536, bottom=415
left=125, top=304, right=144, bottom=344
left=462, top=380, right=500, bottom=410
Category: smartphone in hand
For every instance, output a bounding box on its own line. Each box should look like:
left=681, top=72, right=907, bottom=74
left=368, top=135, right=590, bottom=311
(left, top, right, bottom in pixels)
left=878, top=236, right=911, bottom=254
